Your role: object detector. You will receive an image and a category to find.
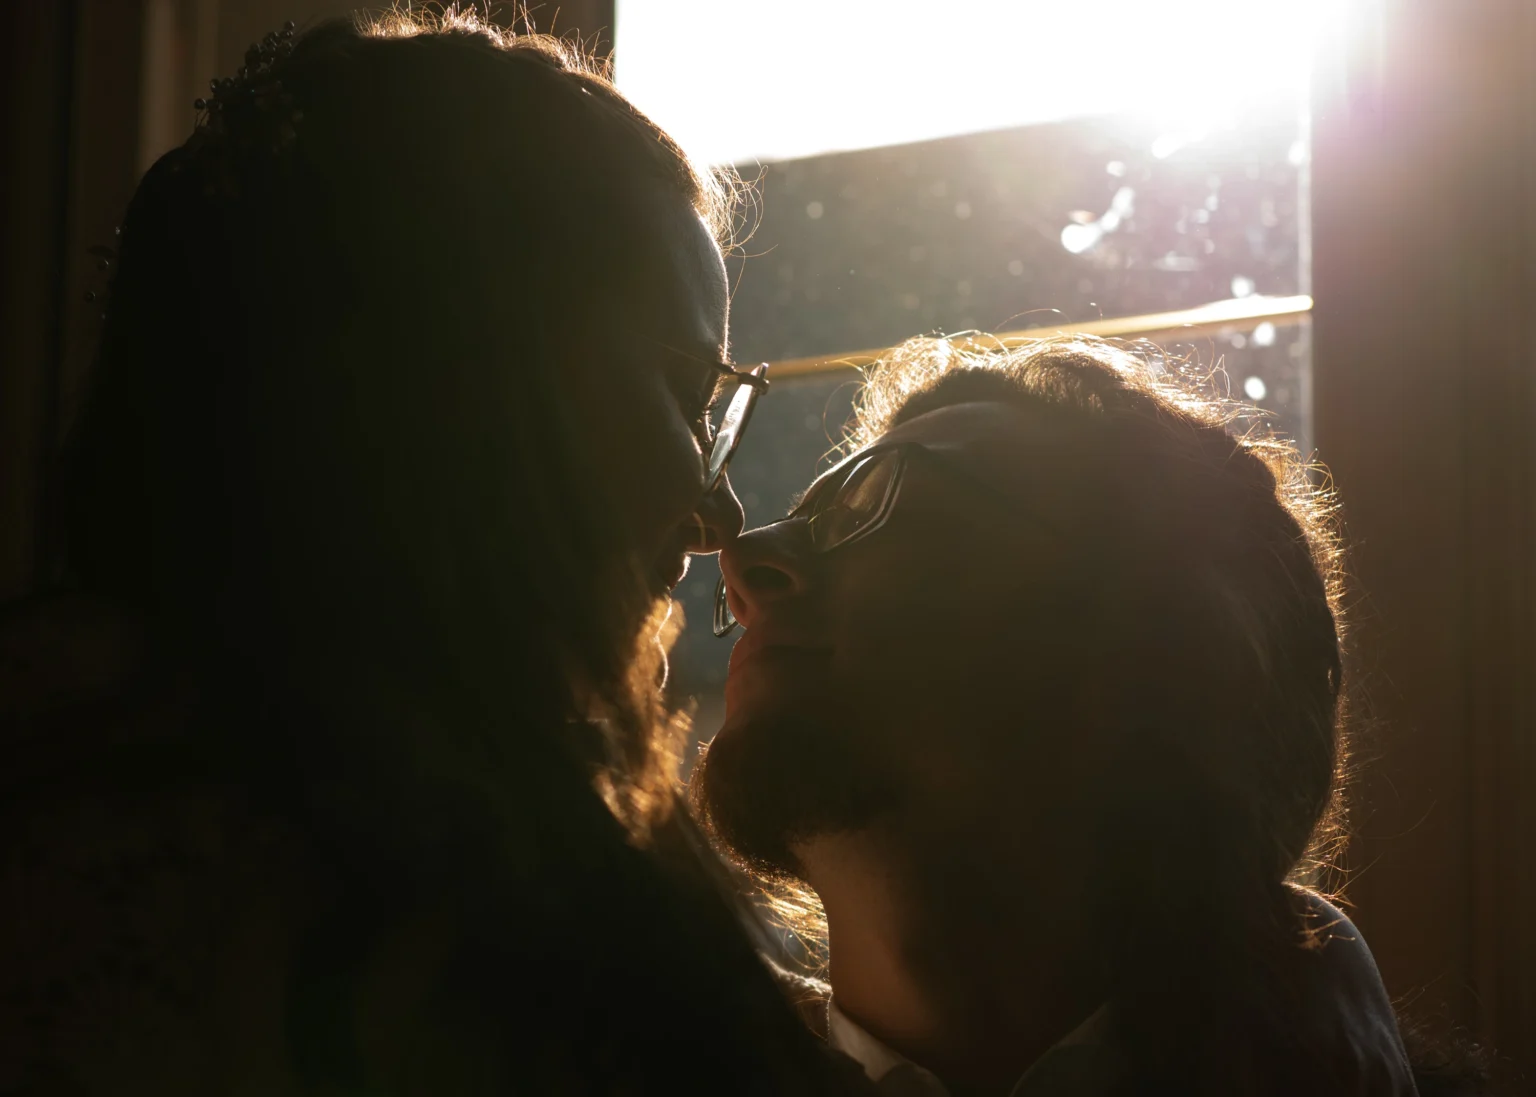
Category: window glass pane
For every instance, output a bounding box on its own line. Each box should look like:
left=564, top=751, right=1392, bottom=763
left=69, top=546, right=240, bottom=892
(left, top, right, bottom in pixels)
left=723, top=112, right=1309, bottom=361
left=619, top=4, right=1322, bottom=735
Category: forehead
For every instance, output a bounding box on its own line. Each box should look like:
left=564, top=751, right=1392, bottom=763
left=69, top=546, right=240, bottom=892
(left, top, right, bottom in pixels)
left=621, top=191, right=728, bottom=352
left=856, top=398, right=1097, bottom=527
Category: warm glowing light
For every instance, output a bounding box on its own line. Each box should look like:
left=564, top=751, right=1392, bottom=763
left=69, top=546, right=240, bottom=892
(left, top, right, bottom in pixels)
left=616, top=0, right=1345, bottom=166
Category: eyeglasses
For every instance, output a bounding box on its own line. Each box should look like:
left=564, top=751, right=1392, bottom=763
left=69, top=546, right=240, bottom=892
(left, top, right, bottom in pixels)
left=642, top=335, right=770, bottom=494
left=712, top=441, right=1057, bottom=637
left=702, top=361, right=770, bottom=494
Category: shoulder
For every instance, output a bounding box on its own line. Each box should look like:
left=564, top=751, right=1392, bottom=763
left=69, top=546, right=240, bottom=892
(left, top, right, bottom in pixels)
left=1293, top=888, right=1395, bottom=1014
left=1289, top=887, right=1420, bottom=1097
left=765, top=958, right=832, bottom=1040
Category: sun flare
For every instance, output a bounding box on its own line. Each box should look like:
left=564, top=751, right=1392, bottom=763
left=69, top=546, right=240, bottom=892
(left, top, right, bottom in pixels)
left=616, top=0, right=1346, bottom=167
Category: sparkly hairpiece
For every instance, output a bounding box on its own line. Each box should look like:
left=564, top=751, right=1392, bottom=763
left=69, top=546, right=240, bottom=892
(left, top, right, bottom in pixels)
left=82, top=22, right=302, bottom=320
left=189, top=21, right=303, bottom=195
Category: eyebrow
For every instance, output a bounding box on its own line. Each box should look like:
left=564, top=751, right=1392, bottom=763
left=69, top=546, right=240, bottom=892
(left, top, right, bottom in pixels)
left=785, top=450, right=865, bottom=518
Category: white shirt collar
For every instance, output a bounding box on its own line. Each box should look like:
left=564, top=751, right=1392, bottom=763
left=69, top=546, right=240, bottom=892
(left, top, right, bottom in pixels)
left=826, top=998, right=1115, bottom=1097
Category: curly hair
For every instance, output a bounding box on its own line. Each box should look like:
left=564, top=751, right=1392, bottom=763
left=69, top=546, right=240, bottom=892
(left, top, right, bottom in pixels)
left=850, top=333, right=1350, bottom=879
left=750, top=334, right=1362, bottom=1094
left=358, top=6, right=742, bottom=249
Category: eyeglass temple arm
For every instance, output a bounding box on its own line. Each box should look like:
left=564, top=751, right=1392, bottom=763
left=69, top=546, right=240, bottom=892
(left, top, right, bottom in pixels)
left=727, top=361, right=771, bottom=392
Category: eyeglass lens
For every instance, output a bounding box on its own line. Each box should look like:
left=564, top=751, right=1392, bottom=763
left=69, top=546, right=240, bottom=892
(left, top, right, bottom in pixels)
left=704, top=365, right=767, bottom=493
left=713, top=568, right=737, bottom=637
left=713, top=447, right=905, bottom=637
left=805, top=449, right=903, bottom=552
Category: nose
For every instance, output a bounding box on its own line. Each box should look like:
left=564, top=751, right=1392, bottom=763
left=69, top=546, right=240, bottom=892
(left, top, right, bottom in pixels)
left=684, top=475, right=745, bottom=554
left=717, top=517, right=813, bottom=629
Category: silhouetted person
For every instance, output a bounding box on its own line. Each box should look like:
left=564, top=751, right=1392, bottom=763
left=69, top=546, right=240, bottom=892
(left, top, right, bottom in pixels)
left=1, top=12, right=868, bottom=1094
left=698, top=335, right=1428, bottom=1096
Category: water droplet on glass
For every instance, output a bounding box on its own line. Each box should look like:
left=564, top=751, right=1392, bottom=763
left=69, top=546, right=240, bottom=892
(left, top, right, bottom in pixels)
left=1244, top=376, right=1268, bottom=401
left=1231, top=275, right=1256, bottom=297
left=1106, top=160, right=1126, bottom=177
left=1252, top=321, right=1277, bottom=347
left=805, top=200, right=824, bottom=220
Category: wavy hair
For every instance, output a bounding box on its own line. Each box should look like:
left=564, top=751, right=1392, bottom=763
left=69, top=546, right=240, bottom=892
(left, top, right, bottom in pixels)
left=753, top=333, right=1360, bottom=1094
left=62, top=10, right=741, bottom=842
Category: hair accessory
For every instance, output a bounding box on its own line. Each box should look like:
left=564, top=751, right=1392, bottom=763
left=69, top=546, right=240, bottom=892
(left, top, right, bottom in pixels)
left=189, top=21, right=302, bottom=194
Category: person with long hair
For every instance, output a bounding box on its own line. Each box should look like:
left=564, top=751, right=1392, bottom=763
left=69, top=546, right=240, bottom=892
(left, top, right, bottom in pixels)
left=695, top=335, right=1425, bottom=1096
left=0, top=11, right=870, bottom=1093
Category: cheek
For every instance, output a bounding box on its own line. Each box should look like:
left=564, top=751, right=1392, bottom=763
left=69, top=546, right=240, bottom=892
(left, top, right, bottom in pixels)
left=830, top=548, right=1073, bottom=805
left=588, top=370, right=704, bottom=556
left=831, top=543, right=1003, bottom=720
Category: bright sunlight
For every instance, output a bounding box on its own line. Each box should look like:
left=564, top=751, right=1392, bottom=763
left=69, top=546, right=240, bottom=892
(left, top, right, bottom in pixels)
left=615, top=0, right=1345, bottom=166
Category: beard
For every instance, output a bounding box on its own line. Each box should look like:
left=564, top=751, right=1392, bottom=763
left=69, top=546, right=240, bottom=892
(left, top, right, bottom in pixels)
left=688, top=691, right=903, bottom=881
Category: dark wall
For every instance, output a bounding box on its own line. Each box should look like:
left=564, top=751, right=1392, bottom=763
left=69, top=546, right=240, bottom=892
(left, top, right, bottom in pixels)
left=1, top=0, right=149, bottom=602
left=1313, top=0, right=1536, bottom=1076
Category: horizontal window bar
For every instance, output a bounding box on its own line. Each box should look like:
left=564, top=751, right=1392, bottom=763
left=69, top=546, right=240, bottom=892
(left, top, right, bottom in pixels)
left=769, top=294, right=1313, bottom=379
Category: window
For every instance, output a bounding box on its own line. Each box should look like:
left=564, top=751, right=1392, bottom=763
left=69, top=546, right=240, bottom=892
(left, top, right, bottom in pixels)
left=616, top=1, right=1331, bottom=735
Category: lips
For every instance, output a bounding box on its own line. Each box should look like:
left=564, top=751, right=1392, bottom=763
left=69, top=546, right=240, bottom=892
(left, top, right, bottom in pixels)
left=652, top=551, right=690, bottom=595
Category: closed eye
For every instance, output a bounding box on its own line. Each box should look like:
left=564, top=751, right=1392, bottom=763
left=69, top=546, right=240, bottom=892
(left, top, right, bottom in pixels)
left=665, top=359, right=728, bottom=433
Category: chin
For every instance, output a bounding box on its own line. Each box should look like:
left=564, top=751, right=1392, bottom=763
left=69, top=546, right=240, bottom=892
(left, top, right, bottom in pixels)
left=690, top=691, right=901, bottom=882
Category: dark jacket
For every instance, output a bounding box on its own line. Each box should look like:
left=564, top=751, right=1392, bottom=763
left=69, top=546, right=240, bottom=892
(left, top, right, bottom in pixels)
left=0, top=592, right=873, bottom=1095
